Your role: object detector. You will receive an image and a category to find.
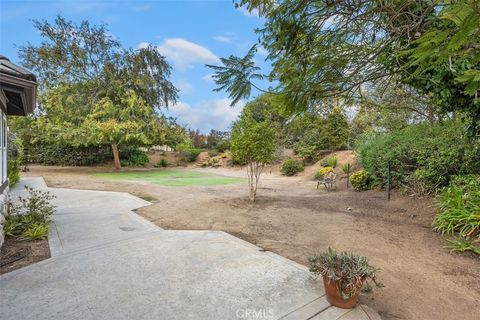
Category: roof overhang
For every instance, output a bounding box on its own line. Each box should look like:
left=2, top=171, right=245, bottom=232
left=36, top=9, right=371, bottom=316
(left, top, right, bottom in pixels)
left=0, top=55, right=37, bottom=116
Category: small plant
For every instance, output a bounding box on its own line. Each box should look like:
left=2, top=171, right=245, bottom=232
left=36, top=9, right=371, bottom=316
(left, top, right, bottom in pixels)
left=350, top=169, right=373, bottom=191
left=342, top=163, right=352, bottom=188
left=5, top=186, right=56, bottom=241
left=320, top=156, right=338, bottom=168
left=433, top=175, right=480, bottom=254
left=21, top=223, right=49, bottom=240
left=281, top=158, right=304, bottom=176
left=308, top=248, right=383, bottom=307
left=314, top=166, right=334, bottom=180
left=154, top=159, right=169, bottom=168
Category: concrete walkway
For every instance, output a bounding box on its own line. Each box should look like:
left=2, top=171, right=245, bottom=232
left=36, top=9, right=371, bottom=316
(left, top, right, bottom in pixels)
left=0, top=178, right=381, bottom=320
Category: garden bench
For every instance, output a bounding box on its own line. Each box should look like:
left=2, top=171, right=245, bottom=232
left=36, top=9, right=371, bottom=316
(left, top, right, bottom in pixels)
left=316, top=172, right=337, bottom=191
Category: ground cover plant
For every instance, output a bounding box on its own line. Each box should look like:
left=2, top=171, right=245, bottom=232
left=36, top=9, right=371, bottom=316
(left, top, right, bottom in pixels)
left=94, top=169, right=244, bottom=187
left=433, top=175, right=480, bottom=255
left=4, top=187, right=56, bottom=240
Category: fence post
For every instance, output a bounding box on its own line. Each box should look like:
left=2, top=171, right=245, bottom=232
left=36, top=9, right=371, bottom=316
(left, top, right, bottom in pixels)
left=387, top=161, right=391, bottom=201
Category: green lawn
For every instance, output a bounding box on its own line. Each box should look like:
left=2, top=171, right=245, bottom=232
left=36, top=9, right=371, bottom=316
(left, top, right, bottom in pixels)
left=94, top=169, right=245, bottom=186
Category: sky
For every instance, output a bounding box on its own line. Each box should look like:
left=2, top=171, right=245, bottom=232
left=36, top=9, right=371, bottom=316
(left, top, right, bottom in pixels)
left=0, top=0, right=270, bottom=133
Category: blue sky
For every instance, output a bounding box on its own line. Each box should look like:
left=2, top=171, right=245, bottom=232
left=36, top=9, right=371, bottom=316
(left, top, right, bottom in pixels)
left=0, top=0, right=269, bottom=132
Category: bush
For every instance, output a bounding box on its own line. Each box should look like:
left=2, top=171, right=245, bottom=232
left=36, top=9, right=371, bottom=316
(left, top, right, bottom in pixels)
left=154, top=159, right=169, bottom=168
left=120, top=149, right=149, bottom=167
left=350, top=169, right=373, bottom=191
left=7, top=133, right=23, bottom=187
left=5, top=186, right=56, bottom=241
left=281, top=158, right=304, bottom=176
left=314, top=166, right=334, bottom=180
left=25, top=144, right=112, bottom=166
left=355, top=121, right=480, bottom=192
left=433, top=175, right=480, bottom=254
left=320, top=156, right=338, bottom=168
left=182, top=148, right=203, bottom=162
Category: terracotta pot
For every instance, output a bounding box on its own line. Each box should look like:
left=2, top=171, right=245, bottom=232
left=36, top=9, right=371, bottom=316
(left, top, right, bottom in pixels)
left=322, top=275, right=363, bottom=309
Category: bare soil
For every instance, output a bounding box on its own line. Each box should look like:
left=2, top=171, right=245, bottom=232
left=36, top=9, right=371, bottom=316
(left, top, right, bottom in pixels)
left=24, top=164, right=480, bottom=320
left=0, top=236, right=50, bottom=275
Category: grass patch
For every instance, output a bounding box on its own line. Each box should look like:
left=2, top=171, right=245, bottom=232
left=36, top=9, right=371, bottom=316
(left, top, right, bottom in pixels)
left=94, top=169, right=245, bottom=187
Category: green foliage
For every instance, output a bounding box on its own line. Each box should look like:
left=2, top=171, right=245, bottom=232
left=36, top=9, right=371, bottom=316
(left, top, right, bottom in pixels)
left=183, top=149, right=203, bottom=162
left=308, top=248, right=383, bottom=299
left=355, top=121, right=480, bottom=192
left=433, top=175, right=480, bottom=251
left=21, top=223, right=49, bottom=240
left=320, top=156, right=338, bottom=168
left=342, top=163, right=351, bottom=174
left=154, top=159, right=169, bottom=168
left=280, top=158, right=304, bottom=176
left=445, top=238, right=480, bottom=255
left=120, top=149, right=149, bottom=167
left=214, top=1, right=480, bottom=132
left=350, top=170, right=373, bottom=191
left=25, top=144, right=112, bottom=166
left=5, top=187, right=56, bottom=241
left=231, top=107, right=277, bottom=166
left=7, top=134, right=24, bottom=187
left=13, top=16, right=180, bottom=169
left=292, top=108, right=350, bottom=161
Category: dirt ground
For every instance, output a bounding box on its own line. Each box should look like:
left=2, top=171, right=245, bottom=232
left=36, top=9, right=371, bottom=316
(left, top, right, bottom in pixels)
left=23, top=165, right=480, bottom=320
left=0, top=236, right=50, bottom=275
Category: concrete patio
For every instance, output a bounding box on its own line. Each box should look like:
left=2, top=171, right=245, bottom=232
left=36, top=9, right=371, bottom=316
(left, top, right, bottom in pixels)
left=0, top=177, right=381, bottom=320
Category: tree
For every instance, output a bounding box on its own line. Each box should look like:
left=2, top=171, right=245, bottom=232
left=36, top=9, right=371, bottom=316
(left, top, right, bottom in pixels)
left=231, top=101, right=277, bottom=202
left=16, top=16, right=178, bottom=169
left=210, top=1, right=480, bottom=132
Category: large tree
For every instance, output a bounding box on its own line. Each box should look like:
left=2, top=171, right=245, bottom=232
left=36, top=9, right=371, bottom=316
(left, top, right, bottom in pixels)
left=209, top=0, right=480, bottom=132
left=16, top=16, right=179, bottom=168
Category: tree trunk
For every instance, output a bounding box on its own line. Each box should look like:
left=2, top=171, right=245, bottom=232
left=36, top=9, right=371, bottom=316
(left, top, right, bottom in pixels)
left=246, top=162, right=263, bottom=202
left=111, top=144, right=121, bottom=170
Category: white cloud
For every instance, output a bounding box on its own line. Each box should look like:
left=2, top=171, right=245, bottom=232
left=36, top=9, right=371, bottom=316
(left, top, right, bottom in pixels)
left=169, top=99, right=244, bottom=132
left=202, top=74, right=215, bottom=83
left=156, top=38, right=219, bottom=70
left=238, top=6, right=260, bottom=17
left=213, top=35, right=233, bottom=43
left=256, top=45, right=268, bottom=56
left=137, top=42, right=150, bottom=49
left=175, top=80, right=193, bottom=94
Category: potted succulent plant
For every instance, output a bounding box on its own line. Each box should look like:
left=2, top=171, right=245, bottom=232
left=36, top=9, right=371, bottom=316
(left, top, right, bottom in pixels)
left=308, top=248, right=383, bottom=309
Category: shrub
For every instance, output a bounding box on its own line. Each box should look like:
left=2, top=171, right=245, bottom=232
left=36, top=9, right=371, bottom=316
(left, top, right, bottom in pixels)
left=25, top=144, right=112, bottom=166
left=433, top=175, right=480, bottom=254
left=314, top=166, right=334, bottom=180
left=355, top=120, right=480, bottom=192
left=320, top=156, right=338, bottom=168
left=7, top=134, right=23, bottom=187
left=154, top=159, right=169, bottom=168
left=208, top=149, right=220, bottom=157
left=5, top=187, right=56, bottom=240
left=181, top=148, right=203, bottom=162
left=281, top=158, right=304, bottom=176
left=350, top=169, right=373, bottom=191
left=120, top=149, right=149, bottom=167
left=308, top=248, right=383, bottom=299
